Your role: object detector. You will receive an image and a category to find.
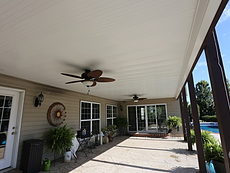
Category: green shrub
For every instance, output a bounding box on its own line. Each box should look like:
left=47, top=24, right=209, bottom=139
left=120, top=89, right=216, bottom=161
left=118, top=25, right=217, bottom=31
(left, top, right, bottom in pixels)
left=204, top=140, right=224, bottom=163
left=190, top=129, right=215, bottom=145
left=190, top=129, right=224, bottom=163
left=190, top=129, right=196, bottom=145
left=166, top=116, right=182, bottom=129
left=114, top=116, right=128, bottom=128
left=202, top=115, right=217, bottom=122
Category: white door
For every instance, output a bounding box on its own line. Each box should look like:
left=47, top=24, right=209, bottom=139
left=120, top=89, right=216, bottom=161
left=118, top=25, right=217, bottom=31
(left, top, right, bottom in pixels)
left=0, top=89, right=20, bottom=170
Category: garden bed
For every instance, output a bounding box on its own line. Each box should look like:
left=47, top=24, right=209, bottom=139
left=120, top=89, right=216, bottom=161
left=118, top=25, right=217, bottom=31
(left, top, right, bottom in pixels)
left=128, top=132, right=169, bottom=138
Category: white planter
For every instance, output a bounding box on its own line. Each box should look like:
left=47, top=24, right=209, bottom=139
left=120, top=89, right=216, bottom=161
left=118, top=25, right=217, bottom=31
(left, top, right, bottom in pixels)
left=64, top=151, right=72, bottom=162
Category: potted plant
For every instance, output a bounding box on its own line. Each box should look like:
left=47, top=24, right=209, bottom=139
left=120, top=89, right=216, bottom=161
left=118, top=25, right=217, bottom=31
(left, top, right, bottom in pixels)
left=114, top=116, right=128, bottom=135
left=166, top=116, right=182, bottom=136
left=204, top=139, right=225, bottom=173
left=44, top=124, right=75, bottom=162
left=190, top=129, right=215, bottom=146
left=101, top=126, right=109, bottom=144
left=190, top=129, right=225, bottom=172
left=101, top=125, right=117, bottom=142
left=107, top=124, right=117, bottom=142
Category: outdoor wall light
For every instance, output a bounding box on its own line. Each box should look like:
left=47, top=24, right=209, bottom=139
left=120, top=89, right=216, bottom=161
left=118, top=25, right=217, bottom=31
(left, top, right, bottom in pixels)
left=120, top=105, right=123, bottom=111
left=34, top=92, right=44, bottom=107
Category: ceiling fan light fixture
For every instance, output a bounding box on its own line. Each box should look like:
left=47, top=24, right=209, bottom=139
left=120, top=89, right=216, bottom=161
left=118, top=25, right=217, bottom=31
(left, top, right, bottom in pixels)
left=82, top=80, right=94, bottom=87
left=134, top=100, right=138, bottom=103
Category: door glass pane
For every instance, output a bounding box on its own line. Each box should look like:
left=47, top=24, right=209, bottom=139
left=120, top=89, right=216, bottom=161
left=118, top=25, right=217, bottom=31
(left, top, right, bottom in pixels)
left=156, top=105, right=167, bottom=132
left=147, top=106, right=157, bottom=131
left=0, top=134, right=6, bottom=158
left=1, top=121, right=9, bottom=132
left=3, top=108, right=11, bottom=119
left=128, top=106, right=136, bottom=131
left=0, top=96, right=13, bottom=159
left=4, top=97, right=12, bottom=107
left=137, top=106, right=146, bottom=131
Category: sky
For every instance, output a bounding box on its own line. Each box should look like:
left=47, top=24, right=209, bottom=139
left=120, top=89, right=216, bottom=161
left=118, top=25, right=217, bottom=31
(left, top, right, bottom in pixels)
left=193, top=2, right=230, bottom=85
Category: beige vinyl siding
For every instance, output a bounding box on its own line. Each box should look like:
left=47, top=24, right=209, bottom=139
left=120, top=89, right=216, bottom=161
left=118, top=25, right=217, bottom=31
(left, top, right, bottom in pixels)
left=0, top=74, right=118, bottom=168
left=119, top=98, right=181, bottom=118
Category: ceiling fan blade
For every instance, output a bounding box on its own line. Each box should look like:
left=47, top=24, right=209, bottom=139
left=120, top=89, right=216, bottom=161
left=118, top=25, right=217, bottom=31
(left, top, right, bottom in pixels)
left=61, top=73, right=83, bottom=79
left=87, top=70, right=102, bottom=79
left=90, top=81, right=97, bottom=87
left=97, top=77, right=115, bottom=82
left=138, top=98, right=147, bottom=100
left=65, top=80, right=84, bottom=84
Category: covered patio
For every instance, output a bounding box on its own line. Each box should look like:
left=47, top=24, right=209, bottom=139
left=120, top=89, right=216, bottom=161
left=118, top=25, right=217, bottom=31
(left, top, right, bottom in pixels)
left=39, top=136, right=199, bottom=173
left=0, top=0, right=230, bottom=172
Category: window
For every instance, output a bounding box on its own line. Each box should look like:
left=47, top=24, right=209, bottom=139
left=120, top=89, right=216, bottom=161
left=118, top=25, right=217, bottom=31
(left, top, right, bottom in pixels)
left=80, top=101, right=100, bottom=135
left=106, top=105, right=117, bottom=125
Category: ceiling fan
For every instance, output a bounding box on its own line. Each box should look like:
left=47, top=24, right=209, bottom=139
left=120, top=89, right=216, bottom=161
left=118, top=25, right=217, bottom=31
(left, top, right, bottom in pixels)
left=61, top=69, right=115, bottom=87
left=132, top=95, right=147, bottom=102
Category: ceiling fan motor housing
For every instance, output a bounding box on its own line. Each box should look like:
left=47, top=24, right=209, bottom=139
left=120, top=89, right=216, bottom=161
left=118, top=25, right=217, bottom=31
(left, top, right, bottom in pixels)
left=133, top=95, right=138, bottom=100
left=81, top=70, right=92, bottom=80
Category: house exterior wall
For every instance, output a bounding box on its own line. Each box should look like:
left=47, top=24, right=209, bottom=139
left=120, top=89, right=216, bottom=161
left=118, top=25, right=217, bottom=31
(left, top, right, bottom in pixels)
left=0, top=74, right=182, bottom=168
left=118, top=98, right=182, bottom=136
left=0, top=74, right=118, bottom=168
left=119, top=98, right=181, bottom=117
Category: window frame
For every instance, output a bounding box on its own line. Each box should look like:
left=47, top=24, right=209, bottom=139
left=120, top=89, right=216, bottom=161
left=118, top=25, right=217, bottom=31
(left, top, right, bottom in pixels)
left=80, top=100, right=101, bottom=134
left=106, top=104, right=117, bottom=126
left=127, top=103, right=168, bottom=132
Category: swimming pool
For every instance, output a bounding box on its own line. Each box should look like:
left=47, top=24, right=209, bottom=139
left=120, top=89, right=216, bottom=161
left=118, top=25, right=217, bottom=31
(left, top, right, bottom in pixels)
left=191, top=122, right=219, bottom=133
left=200, top=125, right=219, bottom=133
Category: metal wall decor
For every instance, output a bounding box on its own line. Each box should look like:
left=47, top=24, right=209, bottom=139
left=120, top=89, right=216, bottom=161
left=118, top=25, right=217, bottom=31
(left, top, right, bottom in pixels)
left=47, top=102, right=66, bottom=126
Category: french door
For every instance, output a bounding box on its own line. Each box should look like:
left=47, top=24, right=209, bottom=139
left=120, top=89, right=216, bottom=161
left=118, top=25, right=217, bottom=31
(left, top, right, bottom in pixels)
left=0, top=89, right=20, bottom=170
left=128, top=104, right=167, bottom=132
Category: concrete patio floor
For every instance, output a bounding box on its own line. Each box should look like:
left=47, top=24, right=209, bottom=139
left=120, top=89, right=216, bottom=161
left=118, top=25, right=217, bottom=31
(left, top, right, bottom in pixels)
left=40, top=135, right=199, bottom=173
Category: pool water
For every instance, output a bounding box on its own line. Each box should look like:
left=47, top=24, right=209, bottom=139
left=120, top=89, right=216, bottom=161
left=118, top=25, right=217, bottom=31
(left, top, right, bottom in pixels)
left=200, top=125, right=219, bottom=133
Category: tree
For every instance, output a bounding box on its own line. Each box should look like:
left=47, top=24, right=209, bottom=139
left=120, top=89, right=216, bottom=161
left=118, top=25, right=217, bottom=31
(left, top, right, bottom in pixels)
left=227, top=79, right=230, bottom=96
left=187, top=102, right=200, bottom=121
left=195, top=80, right=215, bottom=118
left=187, top=102, right=192, bottom=121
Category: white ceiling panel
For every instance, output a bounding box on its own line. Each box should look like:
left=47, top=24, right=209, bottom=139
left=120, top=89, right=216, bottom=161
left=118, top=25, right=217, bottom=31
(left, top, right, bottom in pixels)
left=0, top=0, right=224, bottom=101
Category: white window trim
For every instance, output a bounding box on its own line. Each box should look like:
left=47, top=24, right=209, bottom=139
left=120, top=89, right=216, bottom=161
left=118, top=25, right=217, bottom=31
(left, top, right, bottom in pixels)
left=106, top=104, right=117, bottom=126
left=80, top=100, right=101, bottom=133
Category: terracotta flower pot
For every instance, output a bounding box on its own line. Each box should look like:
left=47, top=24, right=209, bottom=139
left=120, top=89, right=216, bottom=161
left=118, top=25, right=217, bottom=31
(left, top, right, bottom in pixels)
left=108, top=134, right=113, bottom=142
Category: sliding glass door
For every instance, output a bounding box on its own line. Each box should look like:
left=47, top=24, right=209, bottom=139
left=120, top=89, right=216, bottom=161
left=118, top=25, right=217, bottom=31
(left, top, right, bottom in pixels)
left=156, top=105, right=167, bottom=132
left=128, top=106, right=136, bottom=131
left=147, top=105, right=157, bottom=131
left=128, top=104, right=167, bottom=132
left=137, top=106, right=146, bottom=131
